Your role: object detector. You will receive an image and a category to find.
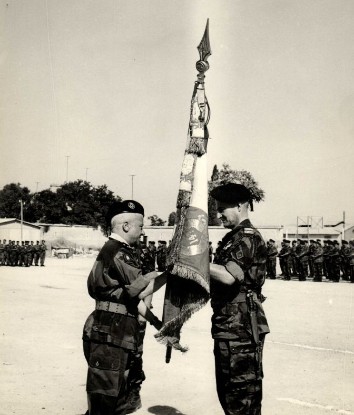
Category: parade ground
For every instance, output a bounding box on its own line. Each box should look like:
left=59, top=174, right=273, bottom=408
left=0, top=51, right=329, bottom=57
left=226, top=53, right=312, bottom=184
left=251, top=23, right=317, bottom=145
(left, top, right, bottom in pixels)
left=1, top=257, right=353, bottom=415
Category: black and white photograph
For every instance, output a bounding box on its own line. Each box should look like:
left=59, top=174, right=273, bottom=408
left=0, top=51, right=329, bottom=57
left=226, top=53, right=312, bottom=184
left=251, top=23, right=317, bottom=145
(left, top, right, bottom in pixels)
left=1, top=1, right=353, bottom=414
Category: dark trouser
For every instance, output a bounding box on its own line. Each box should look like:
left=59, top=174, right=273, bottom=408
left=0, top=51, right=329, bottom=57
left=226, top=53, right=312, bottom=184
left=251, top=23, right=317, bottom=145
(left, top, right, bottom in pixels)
left=40, top=252, right=46, bottom=265
left=214, top=336, right=265, bottom=415
left=350, top=265, right=354, bottom=283
left=313, top=263, right=323, bottom=281
left=269, top=259, right=276, bottom=279
left=83, top=339, right=132, bottom=415
left=126, top=321, right=146, bottom=394
left=299, top=261, right=308, bottom=281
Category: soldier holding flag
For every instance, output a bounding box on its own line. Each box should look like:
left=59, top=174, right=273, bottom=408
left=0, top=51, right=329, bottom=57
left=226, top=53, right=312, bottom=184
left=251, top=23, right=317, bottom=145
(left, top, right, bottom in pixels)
left=209, top=183, right=269, bottom=415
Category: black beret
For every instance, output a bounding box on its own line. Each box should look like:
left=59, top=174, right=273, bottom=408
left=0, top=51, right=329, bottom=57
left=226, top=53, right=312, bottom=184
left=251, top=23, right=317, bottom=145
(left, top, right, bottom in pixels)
left=342, top=240, right=348, bottom=244
left=106, top=200, right=144, bottom=223
left=333, top=240, right=339, bottom=245
left=316, top=240, right=322, bottom=245
left=269, top=239, right=275, bottom=243
left=316, top=239, right=321, bottom=242
left=310, top=239, right=315, bottom=243
left=284, top=239, right=290, bottom=243
left=210, top=183, right=251, bottom=205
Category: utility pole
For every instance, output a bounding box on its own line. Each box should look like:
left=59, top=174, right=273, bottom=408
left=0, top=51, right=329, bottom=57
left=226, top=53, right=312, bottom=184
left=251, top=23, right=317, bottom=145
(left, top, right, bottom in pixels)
left=65, top=155, right=70, bottom=183
left=19, top=199, right=24, bottom=243
left=129, top=174, right=135, bottom=199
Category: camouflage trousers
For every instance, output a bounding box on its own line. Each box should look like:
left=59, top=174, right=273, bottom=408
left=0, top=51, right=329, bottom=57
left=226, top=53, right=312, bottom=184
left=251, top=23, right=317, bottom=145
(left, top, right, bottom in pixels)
left=214, top=335, right=265, bottom=415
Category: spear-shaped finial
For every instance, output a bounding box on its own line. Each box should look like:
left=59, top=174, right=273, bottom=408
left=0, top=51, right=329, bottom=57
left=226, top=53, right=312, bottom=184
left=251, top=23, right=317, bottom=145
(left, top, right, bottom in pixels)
left=196, top=19, right=211, bottom=81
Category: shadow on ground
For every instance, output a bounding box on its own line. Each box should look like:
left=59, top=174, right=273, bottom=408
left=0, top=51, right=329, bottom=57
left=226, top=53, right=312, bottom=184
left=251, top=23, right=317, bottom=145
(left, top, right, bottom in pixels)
left=148, top=405, right=186, bottom=415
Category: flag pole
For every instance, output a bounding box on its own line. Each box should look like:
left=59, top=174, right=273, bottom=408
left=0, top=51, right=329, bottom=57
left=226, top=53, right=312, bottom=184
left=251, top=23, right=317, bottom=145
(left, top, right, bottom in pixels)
left=164, top=19, right=212, bottom=363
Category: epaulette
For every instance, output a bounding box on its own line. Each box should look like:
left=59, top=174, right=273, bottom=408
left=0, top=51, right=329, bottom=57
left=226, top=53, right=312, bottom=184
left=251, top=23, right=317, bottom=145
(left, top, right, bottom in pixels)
left=243, top=228, right=255, bottom=235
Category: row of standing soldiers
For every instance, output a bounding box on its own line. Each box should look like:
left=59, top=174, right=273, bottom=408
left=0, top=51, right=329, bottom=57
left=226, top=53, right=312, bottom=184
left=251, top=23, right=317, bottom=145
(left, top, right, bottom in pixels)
left=266, top=238, right=354, bottom=282
left=0, top=239, right=47, bottom=267
left=140, top=240, right=168, bottom=272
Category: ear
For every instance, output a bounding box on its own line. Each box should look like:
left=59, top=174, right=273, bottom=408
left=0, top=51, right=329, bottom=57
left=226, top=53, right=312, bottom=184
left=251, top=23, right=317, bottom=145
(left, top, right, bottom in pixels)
left=122, top=222, right=130, bottom=233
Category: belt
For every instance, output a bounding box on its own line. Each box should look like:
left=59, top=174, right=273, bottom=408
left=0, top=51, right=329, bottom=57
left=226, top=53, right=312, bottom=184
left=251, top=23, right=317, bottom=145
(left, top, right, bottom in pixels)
left=95, top=301, right=135, bottom=316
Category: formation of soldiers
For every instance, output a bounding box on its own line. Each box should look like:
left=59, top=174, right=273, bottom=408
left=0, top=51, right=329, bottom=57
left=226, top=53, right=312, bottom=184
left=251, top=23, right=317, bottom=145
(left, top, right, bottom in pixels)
left=139, top=240, right=168, bottom=272
left=0, top=239, right=47, bottom=267
left=266, top=238, right=354, bottom=283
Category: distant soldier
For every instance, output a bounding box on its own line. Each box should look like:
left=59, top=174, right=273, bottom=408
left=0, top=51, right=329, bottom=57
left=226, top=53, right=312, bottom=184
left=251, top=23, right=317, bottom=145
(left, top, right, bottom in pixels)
left=312, top=240, right=323, bottom=282
left=340, top=240, right=351, bottom=280
left=9, top=241, right=18, bottom=266
left=4, top=240, right=11, bottom=266
left=27, top=241, right=35, bottom=266
left=34, top=241, right=41, bottom=266
left=298, top=240, right=309, bottom=281
left=39, top=240, right=47, bottom=266
left=18, top=241, right=25, bottom=266
left=147, top=241, right=156, bottom=270
left=209, top=241, right=214, bottom=262
left=0, top=239, right=6, bottom=265
left=278, top=239, right=291, bottom=280
left=349, top=240, right=354, bottom=283
left=290, top=240, right=298, bottom=276
left=277, top=241, right=285, bottom=276
left=267, top=239, right=278, bottom=279
left=308, top=240, right=316, bottom=278
left=322, top=240, right=330, bottom=279
left=329, top=241, right=341, bottom=282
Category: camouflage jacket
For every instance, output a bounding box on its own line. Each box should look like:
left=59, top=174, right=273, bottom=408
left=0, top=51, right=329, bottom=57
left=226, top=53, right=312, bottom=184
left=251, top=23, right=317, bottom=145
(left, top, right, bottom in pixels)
left=83, top=237, right=150, bottom=351
left=211, top=219, right=269, bottom=340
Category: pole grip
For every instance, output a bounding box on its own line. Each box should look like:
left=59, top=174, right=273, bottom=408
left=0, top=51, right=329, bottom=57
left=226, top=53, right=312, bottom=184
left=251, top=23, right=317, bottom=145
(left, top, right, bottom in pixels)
left=165, top=345, right=172, bottom=363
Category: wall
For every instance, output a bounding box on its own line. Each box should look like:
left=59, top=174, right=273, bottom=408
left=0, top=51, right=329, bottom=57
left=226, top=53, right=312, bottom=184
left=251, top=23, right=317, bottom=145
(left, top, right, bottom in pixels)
left=0, top=221, right=43, bottom=242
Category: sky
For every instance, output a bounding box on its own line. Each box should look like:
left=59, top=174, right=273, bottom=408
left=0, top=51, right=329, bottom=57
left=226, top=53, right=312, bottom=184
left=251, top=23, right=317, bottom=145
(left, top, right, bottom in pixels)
left=1, top=0, right=354, bottom=228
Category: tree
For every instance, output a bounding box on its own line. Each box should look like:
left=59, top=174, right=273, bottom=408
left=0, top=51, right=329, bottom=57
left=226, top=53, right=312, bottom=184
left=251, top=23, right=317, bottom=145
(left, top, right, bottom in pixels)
left=0, top=183, right=32, bottom=220
left=3, top=180, right=122, bottom=235
left=168, top=211, right=177, bottom=226
left=148, top=215, right=166, bottom=226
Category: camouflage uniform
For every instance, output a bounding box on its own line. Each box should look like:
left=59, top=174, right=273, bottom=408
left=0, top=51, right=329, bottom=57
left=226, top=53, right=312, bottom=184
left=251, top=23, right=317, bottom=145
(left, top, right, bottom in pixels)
left=349, top=242, right=354, bottom=283
left=312, top=243, right=323, bottom=282
left=0, top=240, right=6, bottom=265
left=298, top=242, right=309, bottom=281
left=211, top=219, right=270, bottom=415
left=266, top=242, right=277, bottom=279
left=82, top=235, right=150, bottom=415
left=39, top=241, right=47, bottom=266
left=278, top=241, right=291, bottom=280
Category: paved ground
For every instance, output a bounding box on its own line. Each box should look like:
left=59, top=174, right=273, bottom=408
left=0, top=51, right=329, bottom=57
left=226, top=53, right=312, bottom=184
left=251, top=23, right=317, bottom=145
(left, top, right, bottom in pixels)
left=1, top=257, right=353, bottom=415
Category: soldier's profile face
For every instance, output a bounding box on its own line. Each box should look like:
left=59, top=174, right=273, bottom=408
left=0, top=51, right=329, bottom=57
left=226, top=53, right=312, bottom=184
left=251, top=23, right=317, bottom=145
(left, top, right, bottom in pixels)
left=126, top=215, right=144, bottom=244
left=216, top=201, right=239, bottom=229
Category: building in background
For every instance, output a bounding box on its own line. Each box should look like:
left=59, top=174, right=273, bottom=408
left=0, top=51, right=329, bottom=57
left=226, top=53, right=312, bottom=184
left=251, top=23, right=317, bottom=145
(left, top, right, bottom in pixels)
left=0, top=218, right=43, bottom=242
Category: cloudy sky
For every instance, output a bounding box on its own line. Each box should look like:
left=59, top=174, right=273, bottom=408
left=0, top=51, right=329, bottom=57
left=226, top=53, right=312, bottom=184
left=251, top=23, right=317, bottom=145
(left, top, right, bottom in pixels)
left=1, top=0, right=353, bottom=227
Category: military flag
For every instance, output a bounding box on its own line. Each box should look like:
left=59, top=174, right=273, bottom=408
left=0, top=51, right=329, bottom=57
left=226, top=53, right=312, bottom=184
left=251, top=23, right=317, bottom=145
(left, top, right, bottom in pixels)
left=155, top=20, right=212, bottom=360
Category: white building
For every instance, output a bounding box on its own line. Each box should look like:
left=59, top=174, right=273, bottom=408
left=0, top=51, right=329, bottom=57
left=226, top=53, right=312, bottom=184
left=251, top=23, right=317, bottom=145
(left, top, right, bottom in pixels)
left=0, top=218, right=43, bottom=242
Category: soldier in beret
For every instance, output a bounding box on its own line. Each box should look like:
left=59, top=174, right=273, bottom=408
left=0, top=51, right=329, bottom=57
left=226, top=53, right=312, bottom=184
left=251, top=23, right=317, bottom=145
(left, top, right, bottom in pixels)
left=312, top=240, right=324, bottom=282
left=340, top=240, right=350, bottom=280
left=278, top=240, right=291, bottom=280
left=207, top=183, right=270, bottom=415
left=82, top=200, right=163, bottom=415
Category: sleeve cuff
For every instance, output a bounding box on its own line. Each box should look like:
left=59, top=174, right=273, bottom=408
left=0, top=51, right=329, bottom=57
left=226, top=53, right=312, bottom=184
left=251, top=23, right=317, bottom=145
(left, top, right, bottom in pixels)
left=225, top=261, right=244, bottom=283
left=125, top=275, right=150, bottom=297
